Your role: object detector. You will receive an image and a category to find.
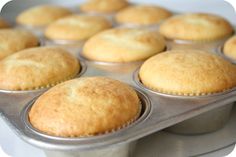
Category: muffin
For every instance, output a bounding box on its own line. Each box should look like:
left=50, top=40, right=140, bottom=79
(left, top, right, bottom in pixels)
left=139, top=50, right=236, bottom=96
left=0, top=17, right=10, bottom=28
left=0, top=29, right=39, bottom=59
left=159, top=13, right=233, bottom=41
left=80, top=0, right=129, bottom=14
left=45, top=15, right=112, bottom=41
left=82, top=28, right=166, bottom=62
left=16, top=5, right=72, bottom=27
left=115, top=5, right=172, bottom=26
left=29, top=77, right=140, bottom=137
left=223, top=36, right=236, bottom=60
left=0, top=47, right=80, bottom=90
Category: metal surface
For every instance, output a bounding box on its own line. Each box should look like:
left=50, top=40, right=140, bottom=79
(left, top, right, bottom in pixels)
left=44, top=141, right=137, bottom=157
left=1, top=1, right=236, bottom=155
left=165, top=103, right=233, bottom=134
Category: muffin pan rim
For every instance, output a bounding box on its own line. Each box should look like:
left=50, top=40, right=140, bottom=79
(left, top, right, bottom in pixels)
left=216, top=43, right=236, bottom=64
left=165, top=33, right=235, bottom=44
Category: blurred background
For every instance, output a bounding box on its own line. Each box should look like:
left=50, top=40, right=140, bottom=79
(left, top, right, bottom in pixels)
left=1, top=0, right=236, bottom=24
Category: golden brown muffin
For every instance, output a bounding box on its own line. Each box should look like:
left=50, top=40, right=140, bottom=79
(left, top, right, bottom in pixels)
left=159, top=13, right=233, bottom=41
left=80, top=0, right=129, bottom=13
left=82, top=28, right=166, bottom=62
left=16, top=5, right=72, bottom=27
left=0, top=17, right=10, bottom=28
left=0, top=29, right=39, bottom=60
left=115, top=5, right=172, bottom=26
left=0, top=47, right=80, bottom=90
left=223, top=36, right=236, bottom=60
left=139, top=50, right=236, bottom=96
left=45, top=15, right=112, bottom=41
left=29, top=77, right=140, bottom=137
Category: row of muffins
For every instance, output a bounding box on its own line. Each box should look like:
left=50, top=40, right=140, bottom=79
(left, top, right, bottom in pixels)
left=1, top=13, right=236, bottom=62
left=14, top=5, right=234, bottom=42
left=15, top=1, right=172, bottom=27
left=0, top=47, right=236, bottom=137
left=1, top=0, right=236, bottom=138
left=1, top=27, right=236, bottom=62
left=3, top=48, right=236, bottom=137
left=1, top=0, right=234, bottom=41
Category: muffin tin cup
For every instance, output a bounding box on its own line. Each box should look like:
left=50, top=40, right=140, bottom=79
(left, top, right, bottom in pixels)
left=44, top=38, right=85, bottom=58
left=165, top=103, right=234, bottom=135
left=215, top=43, right=236, bottom=65
left=16, top=87, right=150, bottom=157
left=115, top=23, right=160, bottom=30
left=166, top=36, right=231, bottom=52
left=133, top=68, right=235, bottom=134
left=44, top=141, right=136, bottom=157
left=16, top=24, right=46, bottom=38
left=81, top=12, right=115, bottom=25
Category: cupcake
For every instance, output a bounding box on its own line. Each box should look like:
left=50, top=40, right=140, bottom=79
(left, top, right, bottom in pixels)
left=80, top=0, right=129, bottom=14
left=29, top=77, right=140, bottom=137
left=115, top=5, right=172, bottom=26
left=223, top=36, right=236, bottom=60
left=0, top=29, right=39, bottom=59
left=16, top=5, right=72, bottom=27
left=45, top=15, right=112, bottom=41
left=0, top=17, right=10, bottom=28
left=139, top=50, right=236, bottom=96
left=0, top=47, right=80, bottom=90
left=82, top=28, right=166, bottom=62
left=159, top=13, right=233, bottom=41
left=139, top=49, right=236, bottom=134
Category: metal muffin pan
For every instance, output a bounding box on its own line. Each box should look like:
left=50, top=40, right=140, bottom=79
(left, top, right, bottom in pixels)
left=1, top=2, right=236, bottom=157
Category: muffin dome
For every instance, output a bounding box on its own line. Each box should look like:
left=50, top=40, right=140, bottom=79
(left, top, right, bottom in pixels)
left=159, top=13, right=233, bottom=41
left=45, top=15, right=112, bottom=41
left=29, top=77, right=140, bottom=137
left=80, top=0, right=129, bottom=13
left=16, top=5, right=72, bottom=27
left=83, top=28, right=166, bottom=62
left=0, top=47, right=80, bottom=90
left=139, top=50, right=236, bottom=96
left=223, top=36, right=236, bottom=60
left=115, top=5, right=172, bottom=25
left=0, top=29, right=39, bottom=59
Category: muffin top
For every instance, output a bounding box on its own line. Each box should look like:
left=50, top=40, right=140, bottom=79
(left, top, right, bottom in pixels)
left=16, top=5, right=72, bottom=27
left=139, top=50, right=236, bottom=96
left=80, top=0, right=129, bottom=13
left=115, top=5, right=172, bottom=25
left=223, top=36, right=236, bottom=60
left=29, top=77, right=140, bottom=137
left=0, top=47, right=80, bottom=90
left=0, top=29, right=39, bottom=60
left=0, top=17, right=10, bottom=28
left=82, top=28, right=166, bottom=62
left=45, top=15, right=112, bottom=41
left=159, top=13, right=233, bottom=41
